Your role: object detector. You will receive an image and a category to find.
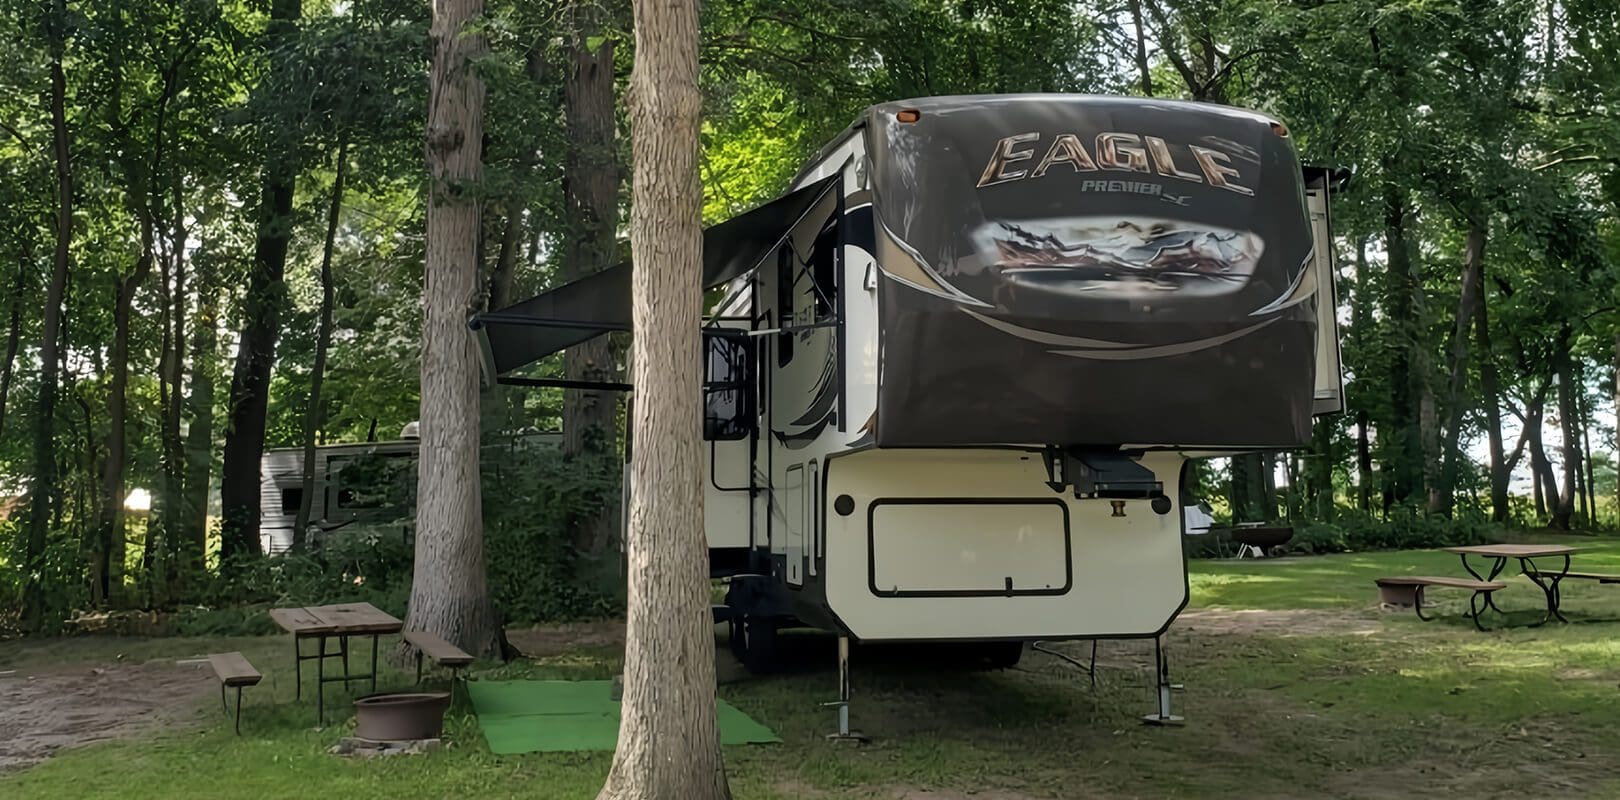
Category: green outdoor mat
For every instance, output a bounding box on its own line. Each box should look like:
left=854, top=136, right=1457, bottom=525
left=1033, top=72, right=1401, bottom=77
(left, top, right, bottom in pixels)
left=466, top=680, right=780, bottom=754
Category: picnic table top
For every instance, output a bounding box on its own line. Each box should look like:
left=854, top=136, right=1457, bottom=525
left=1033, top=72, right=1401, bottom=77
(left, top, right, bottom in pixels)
left=269, top=602, right=403, bottom=636
left=1441, top=544, right=1580, bottom=558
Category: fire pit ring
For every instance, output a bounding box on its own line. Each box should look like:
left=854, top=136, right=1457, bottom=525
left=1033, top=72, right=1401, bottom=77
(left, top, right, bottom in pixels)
left=353, top=692, right=451, bottom=742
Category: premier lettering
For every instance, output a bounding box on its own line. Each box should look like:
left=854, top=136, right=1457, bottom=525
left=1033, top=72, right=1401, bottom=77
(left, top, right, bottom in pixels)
left=977, top=131, right=1254, bottom=195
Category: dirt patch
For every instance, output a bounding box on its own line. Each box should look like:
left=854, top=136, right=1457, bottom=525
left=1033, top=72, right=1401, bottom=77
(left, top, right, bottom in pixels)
left=1174, top=608, right=1383, bottom=638
left=0, top=660, right=214, bottom=772
left=892, top=789, right=1051, bottom=800
left=504, top=620, right=624, bottom=659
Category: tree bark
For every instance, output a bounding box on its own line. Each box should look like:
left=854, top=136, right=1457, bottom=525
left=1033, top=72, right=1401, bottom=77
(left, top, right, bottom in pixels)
left=0, top=254, right=24, bottom=439
left=25, top=15, right=73, bottom=630
left=597, top=0, right=729, bottom=794
left=1352, top=237, right=1372, bottom=511
left=160, top=173, right=190, bottom=593
left=563, top=2, right=622, bottom=552
left=1553, top=327, right=1578, bottom=530
left=1434, top=220, right=1486, bottom=515
left=182, top=268, right=220, bottom=572
left=1477, top=276, right=1508, bottom=522
left=95, top=218, right=155, bottom=607
left=1382, top=178, right=1423, bottom=506
left=219, top=0, right=301, bottom=565
left=403, top=0, right=502, bottom=660
left=294, top=137, right=349, bottom=550
left=1128, top=0, right=1153, bottom=96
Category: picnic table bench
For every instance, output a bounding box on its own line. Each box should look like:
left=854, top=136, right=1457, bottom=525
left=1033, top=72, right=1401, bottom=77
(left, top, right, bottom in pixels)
left=208, top=652, right=262, bottom=735
left=270, top=602, right=403, bottom=723
left=404, top=630, right=474, bottom=685
left=1445, top=544, right=1577, bottom=625
left=1375, top=577, right=1507, bottom=631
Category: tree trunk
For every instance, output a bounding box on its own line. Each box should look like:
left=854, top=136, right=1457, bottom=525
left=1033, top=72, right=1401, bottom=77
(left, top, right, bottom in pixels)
left=403, top=0, right=502, bottom=661
left=1527, top=393, right=1559, bottom=524
left=1128, top=0, right=1153, bottom=96
left=1352, top=237, right=1372, bottom=511
left=161, top=174, right=190, bottom=593
left=597, top=0, right=729, bottom=795
left=1477, top=277, right=1508, bottom=522
left=1553, top=329, right=1578, bottom=530
left=219, top=0, right=301, bottom=565
left=294, top=137, right=349, bottom=550
left=25, top=20, right=73, bottom=631
left=95, top=223, right=155, bottom=607
left=181, top=268, right=220, bottom=572
left=1311, top=417, right=1334, bottom=520
left=563, top=2, right=622, bottom=552
left=1434, top=220, right=1485, bottom=515
left=1580, top=380, right=1596, bottom=523
left=1382, top=178, right=1422, bottom=505
left=0, top=254, right=24, bottom=439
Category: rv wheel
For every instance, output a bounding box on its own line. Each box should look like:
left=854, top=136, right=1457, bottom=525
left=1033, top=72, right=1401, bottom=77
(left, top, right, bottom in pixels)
left=737, top=615, right=780, bottom=674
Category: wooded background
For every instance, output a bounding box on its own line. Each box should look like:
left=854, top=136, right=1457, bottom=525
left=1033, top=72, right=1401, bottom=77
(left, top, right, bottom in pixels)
left=0, top=0, right=1616, bottom=633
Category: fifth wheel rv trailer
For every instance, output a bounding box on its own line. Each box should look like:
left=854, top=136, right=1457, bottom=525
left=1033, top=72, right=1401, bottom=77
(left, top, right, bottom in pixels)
left=473, top=94, right=1347, bottom=732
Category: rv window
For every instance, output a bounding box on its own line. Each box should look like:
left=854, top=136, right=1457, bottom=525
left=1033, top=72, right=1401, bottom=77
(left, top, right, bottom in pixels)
left=280, top=487, right=303, bottom=515
left=704, top=334, right=754, bottom=441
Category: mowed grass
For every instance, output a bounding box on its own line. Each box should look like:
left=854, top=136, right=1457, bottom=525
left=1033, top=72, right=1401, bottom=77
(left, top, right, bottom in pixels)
left=8, top=535, right=1620, bottom=799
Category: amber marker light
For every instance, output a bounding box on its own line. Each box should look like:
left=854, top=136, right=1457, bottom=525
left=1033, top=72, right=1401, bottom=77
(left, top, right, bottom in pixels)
left=897, top=108, right=921, bottom=123
left=1269, top=120, right=1290, bottom=138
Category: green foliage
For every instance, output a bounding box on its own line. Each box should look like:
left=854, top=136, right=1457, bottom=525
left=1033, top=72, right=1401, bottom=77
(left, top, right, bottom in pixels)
left=1286, top=509, right=1494, bottom=555
left=483, top=439, right=625, bottom=624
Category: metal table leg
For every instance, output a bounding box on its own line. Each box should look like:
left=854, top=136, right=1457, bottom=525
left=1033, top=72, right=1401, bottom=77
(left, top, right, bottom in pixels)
left=316, top=635, right=326, bottom=724
left=1520, top=555, right=1570, bottom=624
left=370, top=634, right=380, bottom=693
left=294, top=637, right=302, bottom=700
left=341, top=635, right=351, bottom=688
left=1459, top=555, right=1508, bottom=612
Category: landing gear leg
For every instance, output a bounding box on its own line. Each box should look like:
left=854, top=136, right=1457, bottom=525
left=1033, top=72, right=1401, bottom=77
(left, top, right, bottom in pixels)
left=1142, top=635, right=1185, bottom=727
left=824, top=636, right=869, bottom=743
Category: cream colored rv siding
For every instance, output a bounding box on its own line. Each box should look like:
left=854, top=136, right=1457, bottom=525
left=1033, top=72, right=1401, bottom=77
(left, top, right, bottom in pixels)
left=823, top=449, right=1187, bottom=640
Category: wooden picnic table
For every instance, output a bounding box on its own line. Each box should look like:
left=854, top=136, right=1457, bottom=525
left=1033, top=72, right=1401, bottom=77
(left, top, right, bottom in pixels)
left=1442, top=544, right=1578, bottom=625
left=269, top=602, right=403, bottom=722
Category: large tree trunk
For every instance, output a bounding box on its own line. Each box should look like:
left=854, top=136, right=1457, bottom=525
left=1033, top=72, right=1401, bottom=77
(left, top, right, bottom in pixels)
left=1477, top=276, right=1509, bottom=522
left=1351, top=237, right=1372, bottom=511
left=1382, top=178, right=1423, bottom=505
left=562, top=2, right=622, bottom=552
left=219, top=0, right=301, bottom=564
left=294, top=137, right=349, bottom=550
left=1552, top=329, right=1578, bottom=530
left=597, top=0, right=729, bottom=795
left=1434, top=220, right=1486, bottom=515
left=404, top=0, right=502, bottom=660
left=24, top=20, right=73, bottom=630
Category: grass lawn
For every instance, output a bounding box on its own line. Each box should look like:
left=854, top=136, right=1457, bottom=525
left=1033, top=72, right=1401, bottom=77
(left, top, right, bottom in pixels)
left=8, top=535, right=1620, bottom=799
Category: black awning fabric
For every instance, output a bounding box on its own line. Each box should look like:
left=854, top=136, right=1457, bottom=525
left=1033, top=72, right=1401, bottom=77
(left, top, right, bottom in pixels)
left=472, top=173, right=840, bottom=377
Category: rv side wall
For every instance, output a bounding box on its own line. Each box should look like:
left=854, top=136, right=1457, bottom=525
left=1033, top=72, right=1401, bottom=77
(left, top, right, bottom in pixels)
left=819, top=448, right=1187, bottom=641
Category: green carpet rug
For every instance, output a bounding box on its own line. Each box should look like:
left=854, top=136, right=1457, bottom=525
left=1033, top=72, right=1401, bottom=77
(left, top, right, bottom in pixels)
left=467, top=680, right=780, bottom=754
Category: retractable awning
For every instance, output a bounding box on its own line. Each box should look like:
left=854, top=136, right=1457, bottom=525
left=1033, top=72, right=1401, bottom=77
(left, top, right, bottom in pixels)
left=471, top=173, right=841, bottom=378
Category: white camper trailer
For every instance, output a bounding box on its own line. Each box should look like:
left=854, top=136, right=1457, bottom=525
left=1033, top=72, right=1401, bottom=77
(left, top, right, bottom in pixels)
left=475, top=95, right=1347, bottom=730
left=259, top=438, right=422, bottom=553
left=260, top=429, right=561, bottom=553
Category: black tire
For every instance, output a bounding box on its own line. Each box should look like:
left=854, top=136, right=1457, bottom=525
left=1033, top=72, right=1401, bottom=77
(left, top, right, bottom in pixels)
left=737, top=615, right=780, bottom=674
left=983, top=641, right=1025, bottom=669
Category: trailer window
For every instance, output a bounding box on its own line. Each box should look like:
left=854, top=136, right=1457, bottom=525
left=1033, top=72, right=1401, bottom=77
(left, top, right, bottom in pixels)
left=280, top=487, right=302, bottom=515
left=704, top=334, right=753, bottom=441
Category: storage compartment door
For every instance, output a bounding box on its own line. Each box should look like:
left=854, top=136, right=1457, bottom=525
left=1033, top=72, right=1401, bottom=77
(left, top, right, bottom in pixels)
left=1308, top=186, right=1344, bottom=416
left=869, top=500, right=1071, bottom=597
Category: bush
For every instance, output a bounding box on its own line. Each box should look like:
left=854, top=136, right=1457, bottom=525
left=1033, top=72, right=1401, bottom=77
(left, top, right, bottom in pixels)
left=483, top=440, right=624, bottom=624
left=1280, top=509, right=1494, bottom=555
